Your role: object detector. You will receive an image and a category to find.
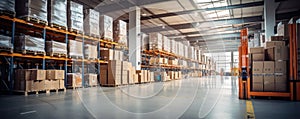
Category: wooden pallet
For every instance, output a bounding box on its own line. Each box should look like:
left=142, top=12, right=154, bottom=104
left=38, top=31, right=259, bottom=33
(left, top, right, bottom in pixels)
left=14, top=90, right=46, bottom=96
left=19, top=16, right=48, bottom=26
left=66, top=86, right=82, bottom=90
left=46, top=88, right=66, bottom=93
left=84, top=56, right=98, bottom=60
left=0, top=47, right=13, bottom=53
left=0, top=10, right=15, bottom=18
left=49, top=23, right=67, bottom=31
left=18, top=50, right=46, bottom=56
left=100, top=84, right=120, bottom=87
left=48, top=52, right=67, bottom=58
left=68, top=28, right=83, bottom=34
left=85, top=33, right=100, bottom=38
left=69, top=55, right=83, bottom=59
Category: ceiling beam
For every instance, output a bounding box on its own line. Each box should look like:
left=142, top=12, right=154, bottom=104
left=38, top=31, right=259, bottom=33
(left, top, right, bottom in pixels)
left=181, top=33, right=240, bottom=41
left=135, top=1, right=264, bottom=21
left=95, top=0, right=174, bottom=13
left=142, top=15, right=262, bottom=33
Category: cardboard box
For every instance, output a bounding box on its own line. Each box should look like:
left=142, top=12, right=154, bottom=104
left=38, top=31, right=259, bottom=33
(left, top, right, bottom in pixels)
left=271, top=36, right=284, bottom=41
left=100, top=65, right=108, bottom=85
left=31, top=70, right=46, bottom=80
left=100, top=15, right=113, bottom=40
left=266, top=46, right=288, bottom=61
left=252, top=74, right=263, bottom=83
left=19, top=80, right=33, bottom=91
left=51, top=80, right=59, bottom=89
left=275, top=61, right=287, bottom=73
left=264, top=74, right=275, bottom=91
left=252, top=61, right=264, bottom=73
left=263, top=61, right=274, bottom=73
left=265, top=41, right=285, bottom=48
left=250, top=47, right=264, bottom=54
left=100, top=49, right=114, bottom=60
left=107, top=60, right=122, bottom=85
left=46, top=70, right=65, bottom=80
left=67, top=73, right=82, bottom=88
left=44, top=80, right=52, bottom=90
left=84, top=74, right=98, bottom=86
left=252, top=82, right=263, bottom=91
left=113, top=20, right=127, bottom=45
left=275, top=74, right=288, bottom=91
left=59, top=80, right=65, bottom=89
left=252, top=53, right=265, bottom=61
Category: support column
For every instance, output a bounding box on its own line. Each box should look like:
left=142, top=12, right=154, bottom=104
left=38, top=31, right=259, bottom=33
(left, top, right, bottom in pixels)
left=264, top=0, right=279, bottom=41
left=129, top=6, right=141, bottom=70
left=230, top=51, right=234, bottom=71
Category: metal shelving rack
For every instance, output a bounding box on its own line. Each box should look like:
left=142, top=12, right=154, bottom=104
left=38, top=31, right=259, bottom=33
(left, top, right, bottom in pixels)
left=0, top=15, right=123, bottom=91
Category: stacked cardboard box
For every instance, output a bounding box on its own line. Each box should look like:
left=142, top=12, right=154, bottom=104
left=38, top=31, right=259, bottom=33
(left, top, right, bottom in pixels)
left=100, top=15, right=113, bottom=40
left=84, top=73, right=98, bottom=86
left=128, top=64, right=136, bottom=84
left=46, top=41, right=67, bottom=56
left=16, top=0, right=48, bottom=22
left=46, top=70, right=65, bottom=89
left=277, top=21, right=289, bottom=38
left=100, top=49, right=123, bottom=61
left=149, top=33, right=163, bottom=51
left=67, top=73, right=82, bottom=88
left=141, top=33, right=149, bottom=51
left=250, top=47, right=264, bottom=61
left=107, top=60, right=122, bottom=85
left=14, top=35, right=45, bottom=53
left=121, top=61, right=129, bottom=85
left=48, top=0, right=67, bottom=27
left=84, top=9, right=99, bottom=36
left=84, top=44, right=97, bottom=59
left=67, top=1, right=83, bottom=32
left=168, top=59, right=178, bottom=65
left=113, top=20, right=127, bottom=46
left=170, top=39, right=176, bottom=54
left=68, top=40, right=83, bottom=58
left=100, top=65, right=108, bottom=85
left=14, top=69, right=46, bottom=91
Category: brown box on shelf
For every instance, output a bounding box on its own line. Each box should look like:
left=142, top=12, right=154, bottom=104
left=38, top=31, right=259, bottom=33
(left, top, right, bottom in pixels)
left=31, top=70, right=46, bottom=80
left=252, top=53, right=265, bottom=61
left=264, top=74, right=275, bottom=92
left=84, top=74, right=98, bottom=86
left=59, top=80, right=65, bottom=89
left=136, top=70, right=143, bottom=83
left=252, top=82, right=263, bottom=92
left=252, top=61, right=264, bottom=73
left=122, top=71, right=128, bottom=85
left=100, top=65, right=108, bottom=85
left=249, top=47, right=264, bottom=54
left=107, top=60, right=122, bottom=85
left=252, top=74, right=263, bottom=83
left=100, top=49, right=114, bottom=60
left=265, top=41, right=285, bottom=48
left=46, top=70, right=65, bottom=80
left=113, top=20, right=127, bottom=46
left=67, top=73, right=82, bottom=88
left=266, top=46, right=288, bottom=61
left=44, top=80, right=52, bottom=90
left=19, top=80, right=33, bottom=91
left=263, top=61, right=274, bottom=73
left=275, top=61, right=287, bottom=73
left=51, top=80, right=59, bottom=89
left=275, top=74, right=287, bottom=92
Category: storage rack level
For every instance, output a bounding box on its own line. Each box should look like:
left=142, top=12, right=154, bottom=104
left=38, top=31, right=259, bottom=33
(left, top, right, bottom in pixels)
left=0, top=15, right=120, bottom=91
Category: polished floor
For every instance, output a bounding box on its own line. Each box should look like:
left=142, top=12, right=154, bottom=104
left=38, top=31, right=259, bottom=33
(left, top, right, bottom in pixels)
left=0, top=76, right=300, bottom=119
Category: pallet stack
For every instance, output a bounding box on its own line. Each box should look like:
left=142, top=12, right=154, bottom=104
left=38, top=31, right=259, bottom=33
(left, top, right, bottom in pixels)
left=46, top=70, right=65, bottom=90
left=0, top=0, right=15, bottom=16
left=68, top=39, right=83, bottom=58
left=14, top=35, right=45, bottom=55
left=113, top=20, right=127, bottom=46
left=84, top=9, right=99, bottom=37
left=66, top=73, right=82, bottom=88
left=250, top=38, right=289, bottom=92
left=0, top=35, right=13, bottom=52
left=46, top=40, right=67, bottom=57
left=100, top=15, right=113, bottom=41
left=48, top=0, right=67, bottom=28
left=16, top=0, right=48, bottom=24
left=67, top=0, right=83, bottom=33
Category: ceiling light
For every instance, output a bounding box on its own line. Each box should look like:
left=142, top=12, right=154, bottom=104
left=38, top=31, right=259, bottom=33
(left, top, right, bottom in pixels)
left=141, top=13, right=147, bottom=16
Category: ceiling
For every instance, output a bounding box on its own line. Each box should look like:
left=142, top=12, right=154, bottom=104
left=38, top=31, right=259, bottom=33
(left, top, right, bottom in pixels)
left=75, top=0, right=300, bottom=53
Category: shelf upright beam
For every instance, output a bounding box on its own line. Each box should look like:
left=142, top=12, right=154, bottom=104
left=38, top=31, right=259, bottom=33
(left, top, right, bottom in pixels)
left=64, top=34, right=68, bottom=87
left=82, top=37, right=85, bottom=87
left=97, top=39, right=101, bottom=84
left=9, top=21, right=16, bottom=91
left=42, top=28, right=46, bottom=70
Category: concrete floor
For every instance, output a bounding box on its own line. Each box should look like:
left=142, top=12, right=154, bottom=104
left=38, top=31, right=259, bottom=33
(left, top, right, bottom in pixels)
left=0, top=76, right=300, bottom=119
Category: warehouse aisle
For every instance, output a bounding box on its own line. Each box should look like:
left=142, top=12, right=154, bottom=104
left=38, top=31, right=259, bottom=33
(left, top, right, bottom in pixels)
left=1, top=76, right=300, bottom=119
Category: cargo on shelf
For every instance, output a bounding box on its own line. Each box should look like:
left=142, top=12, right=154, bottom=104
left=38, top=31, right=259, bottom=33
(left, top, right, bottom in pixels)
left=149, top=33, right=163, bottom=51
left=68, top=39, right=83, bottom=58
left=266, top=46, right=288, bottom=61
left=84, top=73, right=98, bottom=86
left=0, top=35, right=13, bottom=49
left=84, top=44, right=98, bottom=59
left=14, top=35, right=45, bottom=54
left=67, top=73, right=82, bottom=88
left=141, top=33, right=149, bottom=50
left=46, top=70, right=65, bottom=80
left=46, top=41, right=67, bottom=56
left=107, top=60, right=122, bottom=85
left=113, top=20, right=127, bottom=45
left=163, top=36, right=170, bottom=52
left=100, top=49, right=123, bottom=61
left=47, top=0, right=67, bottom=28
left=14, top=69, right=46, bottom=92
left=170, top=39, right=176, bottom=54
left=67, top=1, right=83, bottom=32
left=100, top=15, right=113, bottom=40
left=0, top=0, right=15, bottom=15
left=16, top=0, right=48, bottom=23
left=84, top=9, right=99, bottom=37
left=121, top=61, right=130, bottom=85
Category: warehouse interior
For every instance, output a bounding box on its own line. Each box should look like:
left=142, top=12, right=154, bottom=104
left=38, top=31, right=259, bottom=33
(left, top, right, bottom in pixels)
left=0, top=0, right=300, bottom=118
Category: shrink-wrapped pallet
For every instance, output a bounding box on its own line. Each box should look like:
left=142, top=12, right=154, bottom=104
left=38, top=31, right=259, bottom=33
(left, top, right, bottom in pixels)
left=68, top=40, right=83, bottom=58
left=67, top=73, right=82, bottom=88
left=113, top=20, right=127, bottom=45
left=149, top=33, right=163, bottom=50
left=46, top=41, right=67, bottom=56
left=16, top=0, right=48, bottom=23
left=163, top=36, right=170, bottom=52
left=14, top=35, right=45, bottom=53
left=67, top=1, right=83, bottom=32
left=141, top=33, right=149, bottom=50
left=48, top=0, right=67, bottom=27
left=0, top=35, right=12, bottom=49
left=84, top=73, right=98, bottom=86
left=84, top=9, right=99, bottom=36
left=0, top=0, right=15, bottom=14
left=100, top=15, right=113, bottom=40
left=84, top=44, right=98, bottom=59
